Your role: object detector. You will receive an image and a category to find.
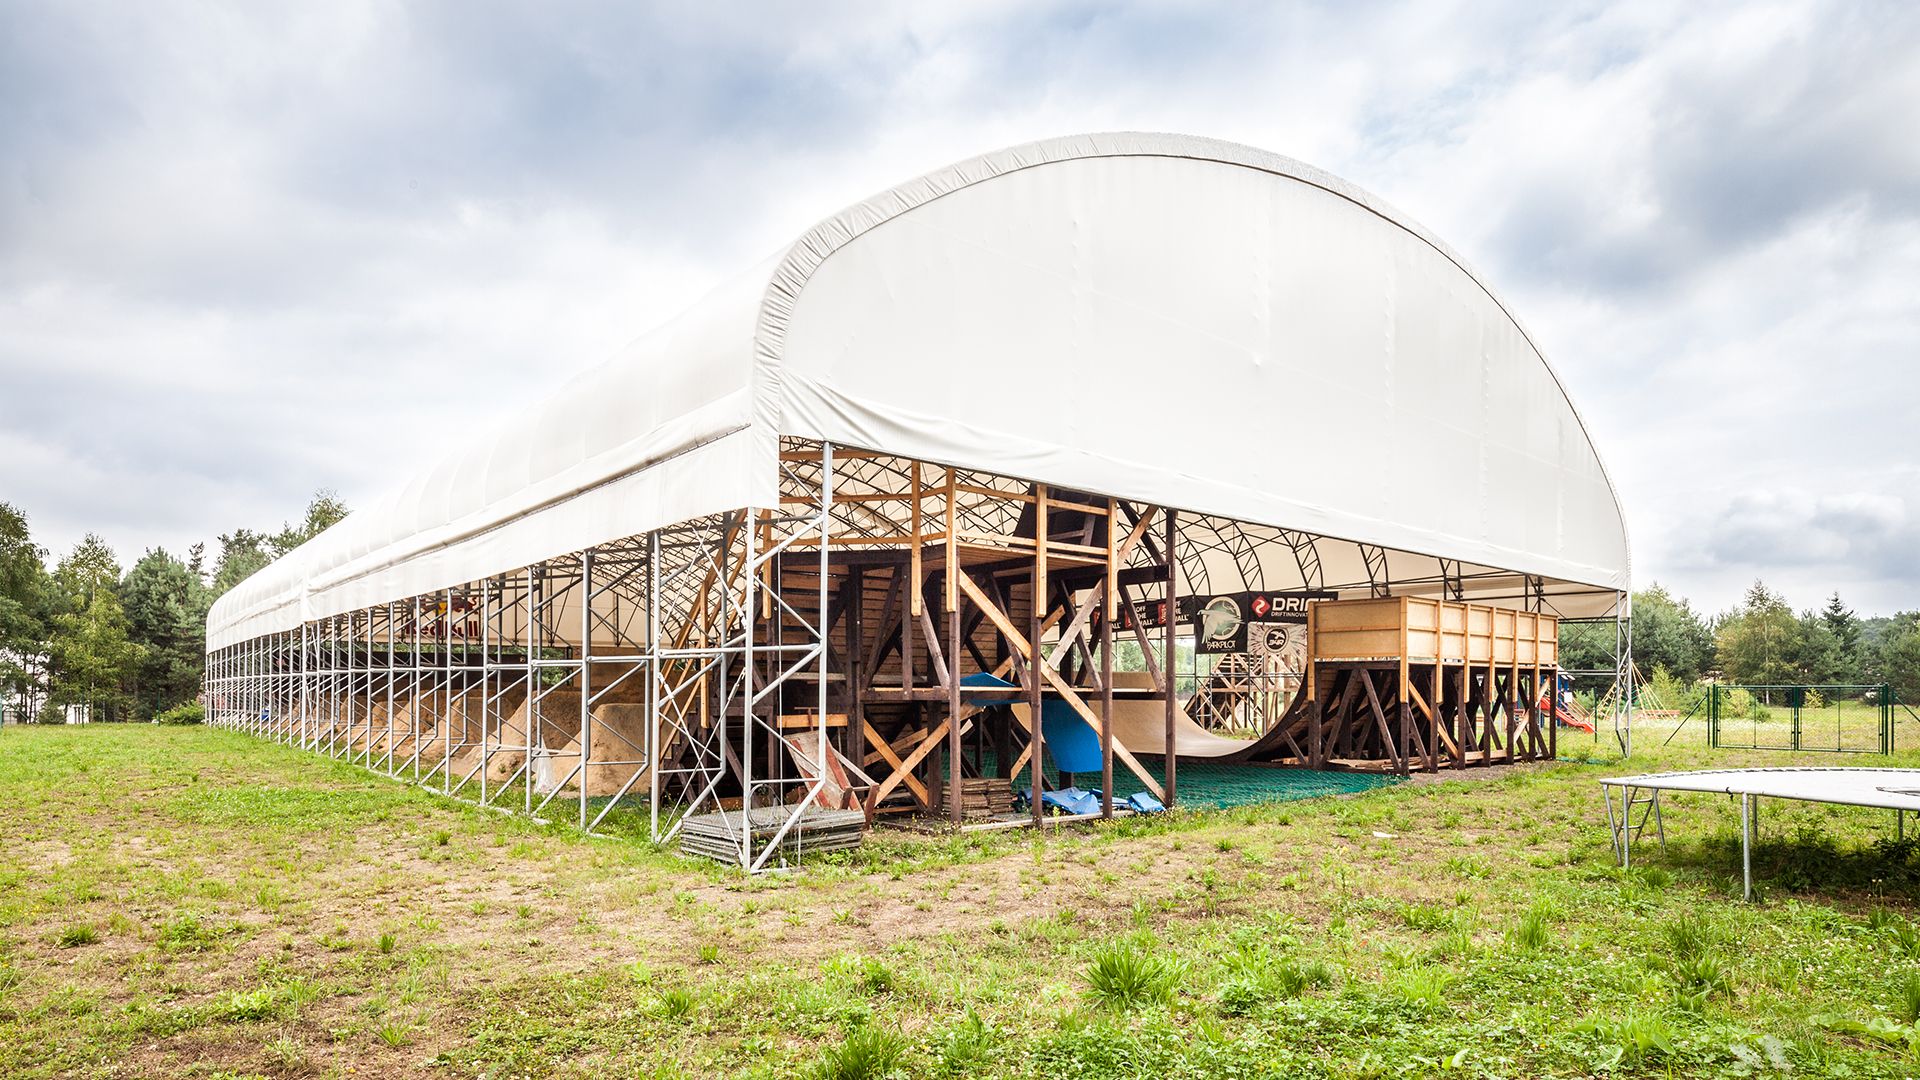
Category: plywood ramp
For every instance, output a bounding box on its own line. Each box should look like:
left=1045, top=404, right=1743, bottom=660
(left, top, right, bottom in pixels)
left=1008, top=672, right=1303, bottom=763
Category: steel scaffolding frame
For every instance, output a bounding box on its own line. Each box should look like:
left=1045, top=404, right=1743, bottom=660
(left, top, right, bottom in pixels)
left=206, top=437, right=1632, bottom=870
left=206, top=444, right=834, bottom=871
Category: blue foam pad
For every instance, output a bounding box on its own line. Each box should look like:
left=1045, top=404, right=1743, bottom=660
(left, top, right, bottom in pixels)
left=959, top=670, right=1020, bottom=707
left=1040, top=698, right=1104, bottom=774
left=1041, top=786, right=1102, bottom=816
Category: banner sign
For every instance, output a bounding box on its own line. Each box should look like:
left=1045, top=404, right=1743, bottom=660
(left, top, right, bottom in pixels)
left=1133, top=591, right=1336, bottom=654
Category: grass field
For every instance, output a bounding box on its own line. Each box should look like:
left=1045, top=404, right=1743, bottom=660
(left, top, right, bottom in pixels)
left=8, top=727, right=1920, bottom=1078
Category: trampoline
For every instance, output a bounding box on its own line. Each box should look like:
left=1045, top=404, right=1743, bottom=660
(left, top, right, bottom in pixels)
left=1601, top=767, right=1920, bottom=900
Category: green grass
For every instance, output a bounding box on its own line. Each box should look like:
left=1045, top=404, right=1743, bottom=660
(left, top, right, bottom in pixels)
left=7, top=724, right=1920, bottom=1076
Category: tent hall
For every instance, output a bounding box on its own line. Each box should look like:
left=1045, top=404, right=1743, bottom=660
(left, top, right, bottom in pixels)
left=205, top=133, right=1631, bottom=869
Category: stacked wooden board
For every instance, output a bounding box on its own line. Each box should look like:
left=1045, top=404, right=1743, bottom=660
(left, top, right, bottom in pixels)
left=677, top=806, right=866, bottom=863
left=950, top=777, right=1015, bottom=817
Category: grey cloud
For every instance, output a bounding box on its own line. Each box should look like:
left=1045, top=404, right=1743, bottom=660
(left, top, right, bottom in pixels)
left=3, top=0, right=1918, bottom=621
left=1481, top=2, right=1920, bottom=290
left=1676, top=486, right=1920, bottom=600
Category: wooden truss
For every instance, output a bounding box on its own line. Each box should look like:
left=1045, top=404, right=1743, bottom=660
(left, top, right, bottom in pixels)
left=203, top=438, right=1580, bottom=870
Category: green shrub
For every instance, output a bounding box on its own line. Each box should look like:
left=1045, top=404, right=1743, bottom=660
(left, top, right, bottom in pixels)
left=934, top=1010, right=994, bottom=1075
left=1668, top=954, right=1734, bottom=1008
left=1508, top=902, right=1554, bottom=952
left=1579, top=1011, right=1676, bottom=1068
left=375, top=1020, right=411, bottom=1047
left=1661, top=912, right=1722, bottom=963
left=215, top=987, right=282, bottom=1021
left=1083, top=939, right=1184, bottom=1010
left=154, top=702, right=205, bottom=726
left=813, top=1025, right=907, bottom=1080
left=858, top=957, right=896, bottom=996
left=650, top=986, right=696, bottom=1021
left=1273, top=957, right=1334, bottom=996
left=158, top=911, right=223, bottom=951
left=1897, top=972, right=1920, bottom=1025
left=1887, top=921, right=1920, bottom=959
left=1392, top=966, right=1455, bottom=1011
left=57, top=924, right=99, bottom=948
left=1398, top=901, right=1453, bottom=933
left=1215, top=976, right=1268, bottom=1016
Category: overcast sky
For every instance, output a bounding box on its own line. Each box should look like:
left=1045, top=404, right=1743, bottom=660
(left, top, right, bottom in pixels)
left=3, top=1, right=1917, bottom=617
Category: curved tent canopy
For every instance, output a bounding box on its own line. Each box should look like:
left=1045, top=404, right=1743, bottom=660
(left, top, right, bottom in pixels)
left=208, top=132, right=1628, bottom=651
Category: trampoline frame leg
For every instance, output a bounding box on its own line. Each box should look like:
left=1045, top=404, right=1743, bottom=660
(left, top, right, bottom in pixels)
left=1741, top=792, right=1753, bottom=903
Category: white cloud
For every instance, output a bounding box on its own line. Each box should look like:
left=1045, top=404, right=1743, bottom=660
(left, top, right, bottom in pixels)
left=2, top=0, right=1918, bottom=614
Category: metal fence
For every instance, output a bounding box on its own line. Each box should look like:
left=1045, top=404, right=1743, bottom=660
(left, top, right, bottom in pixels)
left=1707, top=684, right=1895, bottom=754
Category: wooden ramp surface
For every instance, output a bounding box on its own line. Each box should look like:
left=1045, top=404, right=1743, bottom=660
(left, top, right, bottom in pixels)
left=1012, top=672, right=1307, bottom=764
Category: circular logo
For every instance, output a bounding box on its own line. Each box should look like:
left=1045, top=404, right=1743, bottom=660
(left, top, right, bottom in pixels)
left=1197, top=597, right=1242, bottom=644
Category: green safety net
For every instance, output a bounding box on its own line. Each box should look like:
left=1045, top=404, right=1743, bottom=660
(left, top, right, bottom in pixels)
left=964, top=753, right=1400, bottom=810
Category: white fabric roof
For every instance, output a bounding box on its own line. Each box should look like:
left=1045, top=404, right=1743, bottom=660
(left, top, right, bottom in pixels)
left=209, top=132, right=1629, bottom=650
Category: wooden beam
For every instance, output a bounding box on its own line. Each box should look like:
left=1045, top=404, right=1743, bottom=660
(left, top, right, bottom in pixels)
left=1357, top=668, right=1406, bottom=776
left=954, top=569, right=1165, bottom=801
left=868, top=717, right=947, bottom=808
left=1163, top=508, right=1178, bottom=807
left=1029, top=489, right=1046, bottom=829
left=918, top=604, right=951, bottom=692
left=860, top=571, right=904, bottom=679
left=1101, top=496, right=1117, bottom=819
left=948, top=577, right=963, bottom=825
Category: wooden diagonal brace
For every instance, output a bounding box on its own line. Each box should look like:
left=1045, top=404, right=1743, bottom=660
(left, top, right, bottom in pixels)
left=956, top=571, right=1164, bottom=801
left=861, top=720, right=929, bottom=804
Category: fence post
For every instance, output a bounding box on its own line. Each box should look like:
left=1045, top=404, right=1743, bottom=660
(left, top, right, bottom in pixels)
left=1707, top=684, right=1717, bottom=749
left=1884, top=684, right=1894, bottom=756
left=1790, top=687, right=1801, bottom=752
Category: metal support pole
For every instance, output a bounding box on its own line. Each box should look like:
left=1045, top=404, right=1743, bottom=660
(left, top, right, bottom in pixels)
left=580, top=548, right=593, bottom=830
left=1741, top=792, right=1753, bottom=902
left=741, top=511, right=757, bottom=869
left=647, top=529, right=661, bottom=841
left=820, top=444, right=833, bottom=824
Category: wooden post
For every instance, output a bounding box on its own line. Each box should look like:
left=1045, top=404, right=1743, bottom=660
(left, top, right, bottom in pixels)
left=1305, top=600, right=1319, bottom=768
left=1163, top=508, right=1177, bottom=808
left=949, top=579, right=963, bottom=825
left=1429, top=659, right=1442, bottom=773
left=1308, top=695, right=1324, bottom=769
left=1101, top=497, right=1117, bottom=819
left=1031, top=485, right=1048, bottom=828
left=904, top=466, right=923, bottom=701
left=1454, top=661, right=1468, bottom=770
left=1508, top=612, right=1520, bottom=762
left=1397, top=597, right=1412, bottom=777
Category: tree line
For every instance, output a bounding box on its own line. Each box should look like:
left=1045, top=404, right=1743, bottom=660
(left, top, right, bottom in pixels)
left=1562, top=581, right=1920, bottom=706
left=5, top=494, right=1918, bottom=722
left=0, top=493, right=346, bottom=723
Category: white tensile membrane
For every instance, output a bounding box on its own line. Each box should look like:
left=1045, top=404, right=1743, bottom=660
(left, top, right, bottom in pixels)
left=208, top=132, right=1629, bottom=652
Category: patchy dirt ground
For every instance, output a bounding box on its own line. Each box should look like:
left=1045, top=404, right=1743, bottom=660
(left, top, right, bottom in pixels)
left=8, top=725, right=1920, bottom=1079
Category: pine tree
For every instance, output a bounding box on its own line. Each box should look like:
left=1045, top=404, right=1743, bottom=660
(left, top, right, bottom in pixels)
left=121, top=549, right=207, bottom=718
left=46, top=536, right=141, bottom=721
left=1821, top=592, right=1862, bottom=678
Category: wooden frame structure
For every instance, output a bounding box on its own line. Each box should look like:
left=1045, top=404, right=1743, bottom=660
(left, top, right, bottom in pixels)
left=1298, top=597, right=1559, bottom=774
left=207, top=439, right=1598, bottom=869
